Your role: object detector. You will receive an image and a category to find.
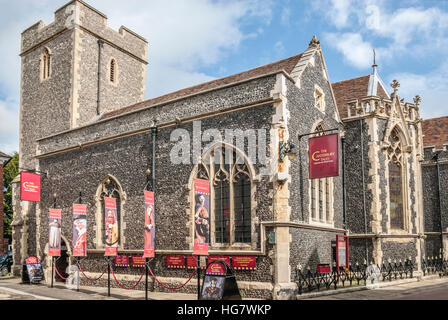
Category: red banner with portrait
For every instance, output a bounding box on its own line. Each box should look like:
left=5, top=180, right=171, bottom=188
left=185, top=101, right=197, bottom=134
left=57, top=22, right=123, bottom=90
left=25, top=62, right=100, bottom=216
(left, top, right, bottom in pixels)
left=104, top=197, right=118, bottom=256
left=72, top=204, right=87, bottom=257
left=20, top=172, right=41, bottom=202
left=309, top=133, right=339, bottom=179
left=143, top=191, right=155, bottom=258
left=48, top=209, right=62, bottom=256
left=193, top=179, right=210, bottom=256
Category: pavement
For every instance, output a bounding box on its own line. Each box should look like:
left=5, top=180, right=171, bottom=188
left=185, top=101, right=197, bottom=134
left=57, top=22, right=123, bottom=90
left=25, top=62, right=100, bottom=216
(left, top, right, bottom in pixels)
left=303, top=276, right=448, bottom=300
left=0, top=275, right=448, bottom=300
left=0, top=276, right=196, bottom=300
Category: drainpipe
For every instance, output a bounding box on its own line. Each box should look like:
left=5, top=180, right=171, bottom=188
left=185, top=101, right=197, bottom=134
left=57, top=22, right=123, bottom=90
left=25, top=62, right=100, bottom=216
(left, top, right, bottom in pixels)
left=341, top=135, right=347, bottom=232
left=360, top=119, right=369, bottom=263
left=96, top=39, right=104, bottom=115
left=433, top=152, right=444, bottom=258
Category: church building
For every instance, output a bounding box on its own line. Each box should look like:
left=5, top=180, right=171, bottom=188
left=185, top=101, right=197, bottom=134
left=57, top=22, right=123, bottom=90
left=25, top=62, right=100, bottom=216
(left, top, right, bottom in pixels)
left=11, top=0, right=444, bottom=299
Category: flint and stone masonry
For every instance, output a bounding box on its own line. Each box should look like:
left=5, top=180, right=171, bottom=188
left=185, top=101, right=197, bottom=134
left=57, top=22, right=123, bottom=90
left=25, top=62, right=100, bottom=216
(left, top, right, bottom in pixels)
left=11, top=0, right=445, bottom=299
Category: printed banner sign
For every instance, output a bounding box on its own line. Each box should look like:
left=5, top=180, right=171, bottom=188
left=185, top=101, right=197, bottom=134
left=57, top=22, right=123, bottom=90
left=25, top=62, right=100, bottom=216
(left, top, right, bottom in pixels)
left=72, top=204, right=87, bottom=257
left=336, top=234, right=349, bottom=269
left=231, top=256, right=256, bottom=270
left=114, top=255, right=130, bottom=267
left=193, top=179, right=210, bottom=256
left=24, top=256, right=44, bottom=284
left=48, top=209, right=62, bottom=256
left=166, top=255, right=185, bottom=269
left=206, top=256, right=230, bottom=275
left=309, top=133, right=339, bottom=179
left=186, top=256, right=206, bottom=270
left=131, top=256, right=146, bottom=267
left=20, top=172, right=41, bottom=202
left=104, top=197, right=118, bottom=256
left=143, top=191, right=155, bottom=258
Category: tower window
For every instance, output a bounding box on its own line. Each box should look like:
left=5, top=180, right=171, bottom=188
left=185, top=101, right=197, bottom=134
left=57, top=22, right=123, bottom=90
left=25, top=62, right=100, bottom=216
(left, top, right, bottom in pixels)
left=41, top=48, right=51, bottom=80
left=110, top=59, right=117, bottom=83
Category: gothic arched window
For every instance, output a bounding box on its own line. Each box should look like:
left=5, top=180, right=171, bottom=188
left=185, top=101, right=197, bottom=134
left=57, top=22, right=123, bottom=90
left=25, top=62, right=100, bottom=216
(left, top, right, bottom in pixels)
left=192, top=143, right=253, bottom=246
left=41, top=48, right=51, bottom=80
left=387, top=127, right=405, bottom=230
left=95, top=176, right=124, bottom=249
left=309, top=123, right=334, bottom=224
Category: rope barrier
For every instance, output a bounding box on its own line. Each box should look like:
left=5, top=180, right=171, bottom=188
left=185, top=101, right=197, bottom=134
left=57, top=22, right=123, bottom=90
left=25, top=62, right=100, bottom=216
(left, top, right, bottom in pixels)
left=148, top=266, right=196, bottom=290
left=53, top=264, right=69, bottom=280
left=109, top=266, right=146, bottom=290
left=77, top=264, right=108, bottom=282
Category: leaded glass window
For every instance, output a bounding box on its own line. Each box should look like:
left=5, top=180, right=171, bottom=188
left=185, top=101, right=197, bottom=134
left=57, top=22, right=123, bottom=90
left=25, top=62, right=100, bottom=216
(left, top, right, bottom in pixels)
left=193, top=144, right=252, bottom=246
left=387, top=127, right=405, bottom=230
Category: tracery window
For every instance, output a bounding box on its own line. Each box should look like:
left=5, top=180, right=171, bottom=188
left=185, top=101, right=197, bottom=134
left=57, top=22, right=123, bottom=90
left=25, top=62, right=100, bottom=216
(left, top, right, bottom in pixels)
left=41, top=48, right=51, bottom=80
left=387, top=127, right=405, bottom=230
left=194, top=144, right=252, bottom=246
left=96, top=176, right=123, bottom=248
left=310, top=123, right=334, bottom=224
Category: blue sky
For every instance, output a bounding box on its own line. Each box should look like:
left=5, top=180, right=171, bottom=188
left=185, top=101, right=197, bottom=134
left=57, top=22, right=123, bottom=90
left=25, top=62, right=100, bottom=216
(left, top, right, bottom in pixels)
left=0, top=0, right=447, bottom=154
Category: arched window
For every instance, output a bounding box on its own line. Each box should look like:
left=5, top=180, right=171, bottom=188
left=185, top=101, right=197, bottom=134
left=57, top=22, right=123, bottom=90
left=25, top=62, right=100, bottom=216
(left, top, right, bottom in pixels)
left=192, top=143, right=253, bottom=246
left=387, top=127, right=405, bottom=230
left=110, top=59, right=117, bottom=83
left=41, top=48, right=51, bottom=80
left=95, top=176, right=124, bottom=248
left=309, top=123, right=334, bottom=224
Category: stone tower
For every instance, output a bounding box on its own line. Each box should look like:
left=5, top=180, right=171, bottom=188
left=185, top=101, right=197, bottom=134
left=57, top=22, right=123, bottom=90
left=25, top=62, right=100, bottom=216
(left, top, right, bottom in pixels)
left=12, top=0, right=147, bottom=274
left=19, top=0, right=148, bottom=169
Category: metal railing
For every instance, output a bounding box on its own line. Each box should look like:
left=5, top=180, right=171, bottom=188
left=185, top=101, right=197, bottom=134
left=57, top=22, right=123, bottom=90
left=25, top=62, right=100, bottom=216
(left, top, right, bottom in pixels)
left=421, top=256, right=448, bottom=277
left=295, top=259, right=415, bottom=295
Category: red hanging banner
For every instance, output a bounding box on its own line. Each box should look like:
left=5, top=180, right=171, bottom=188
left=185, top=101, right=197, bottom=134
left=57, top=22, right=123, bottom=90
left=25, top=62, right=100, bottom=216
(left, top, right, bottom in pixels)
left=104, top=197, right=118, bottom=256
left=143, top=191, right=155, bottom=258
left=20, top=172, right=41, bottom=202
left=309, top=133, right=339, bottom=179
left=48, top=209, right=62, bottom=256
left=72, top=204, right=87, bottom=257
left=193, top=179, right=210, bottom=256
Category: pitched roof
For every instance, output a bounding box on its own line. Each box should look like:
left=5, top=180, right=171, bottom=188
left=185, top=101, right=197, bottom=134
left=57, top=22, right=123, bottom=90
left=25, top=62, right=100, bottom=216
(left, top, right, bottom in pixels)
left=0, top=151, right=11, bottom=159
left=422, top=116, right=448, bottom=148
left=102, top=53, right=303, bottom=120
left=331, top=73, right=390, bottom=119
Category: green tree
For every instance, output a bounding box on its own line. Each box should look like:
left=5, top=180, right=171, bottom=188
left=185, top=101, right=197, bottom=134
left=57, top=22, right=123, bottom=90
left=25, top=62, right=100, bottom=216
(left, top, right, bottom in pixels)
left=3, top=153, right=18, bottom=238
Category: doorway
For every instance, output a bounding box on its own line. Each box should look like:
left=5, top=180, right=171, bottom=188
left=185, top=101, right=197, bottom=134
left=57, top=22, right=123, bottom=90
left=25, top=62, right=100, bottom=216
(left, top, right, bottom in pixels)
left=55, top=239, right=69, bottom=282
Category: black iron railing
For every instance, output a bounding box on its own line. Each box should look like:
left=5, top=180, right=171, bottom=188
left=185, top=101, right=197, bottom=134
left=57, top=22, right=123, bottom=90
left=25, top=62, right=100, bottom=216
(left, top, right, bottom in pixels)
left=295, top=259, right=415, bottom=295
left=421, top=256, right=448, bottom=277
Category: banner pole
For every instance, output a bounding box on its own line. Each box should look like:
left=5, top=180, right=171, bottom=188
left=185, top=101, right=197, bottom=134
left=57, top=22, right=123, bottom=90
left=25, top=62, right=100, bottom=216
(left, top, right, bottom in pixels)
left=51, top=257, right=54, bottom=288
left=77, top=257, right=80, bottom=292
left=107, top=257, right=111, bottom=297
left=145, top=258, right=149, bottom=300
left=197, top=256, right=200, bottom=300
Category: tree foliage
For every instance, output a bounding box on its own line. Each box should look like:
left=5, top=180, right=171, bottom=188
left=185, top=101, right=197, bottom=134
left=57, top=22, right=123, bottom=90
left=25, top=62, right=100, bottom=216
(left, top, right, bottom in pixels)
left=3, top=153, right=18, bottom=237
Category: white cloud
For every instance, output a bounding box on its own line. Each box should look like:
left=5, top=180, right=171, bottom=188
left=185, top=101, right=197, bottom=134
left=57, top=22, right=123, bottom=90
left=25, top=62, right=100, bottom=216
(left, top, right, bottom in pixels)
left=324, top=32, right=373, bottom=69
left=0, top=0, right=274, bottom=152
left=0, top=99, right=19, bottom=155
left=388, top=63, right=448, bottom=119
